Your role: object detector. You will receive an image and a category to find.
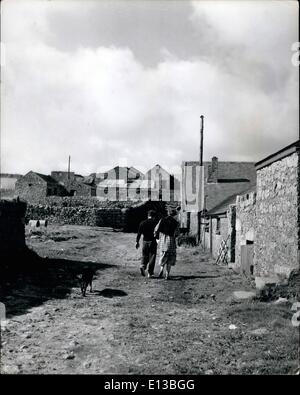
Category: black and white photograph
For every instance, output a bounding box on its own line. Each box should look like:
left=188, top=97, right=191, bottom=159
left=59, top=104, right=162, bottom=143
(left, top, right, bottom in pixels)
left=0, top=0, right=299, bottom=378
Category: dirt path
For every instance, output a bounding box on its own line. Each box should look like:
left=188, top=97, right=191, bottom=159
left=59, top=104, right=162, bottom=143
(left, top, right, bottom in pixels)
left=0, top=225, right=298, bottom=374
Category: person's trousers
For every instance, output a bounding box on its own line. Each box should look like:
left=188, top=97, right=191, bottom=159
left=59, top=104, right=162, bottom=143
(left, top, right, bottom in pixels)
left=141, top=241, right=157, bottom=275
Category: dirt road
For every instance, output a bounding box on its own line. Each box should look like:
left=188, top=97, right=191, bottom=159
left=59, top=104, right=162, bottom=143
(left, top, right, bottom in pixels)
left=0, top=225, right=298, bottom=374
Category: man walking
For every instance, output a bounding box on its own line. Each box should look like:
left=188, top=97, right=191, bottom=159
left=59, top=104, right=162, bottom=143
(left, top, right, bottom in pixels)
left=136, top=210, right=158, bottom=278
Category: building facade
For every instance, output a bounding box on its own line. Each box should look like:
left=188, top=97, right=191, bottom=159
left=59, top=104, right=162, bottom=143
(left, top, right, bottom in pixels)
left=181, top=157, right=256, bottom=235
left=254, top=141, right=299, bottom=280
left=97, top=164, right=180, bottom=202
left=15, top=171, right=65, bottom=202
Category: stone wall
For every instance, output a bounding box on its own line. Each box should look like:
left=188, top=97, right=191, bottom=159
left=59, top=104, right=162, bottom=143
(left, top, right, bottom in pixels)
left=97, top=187, right=129, bottom=201
left=254, top=151, right=299, bottom=279
left=235, top=192, right=256, bottom=270
left=23, top=197, right=168, bottom=231
left=24, top=197, right=133, bottom=228
left=15, top=175, right=48, bottom=202
left=0, top=199, right=27, bottom=255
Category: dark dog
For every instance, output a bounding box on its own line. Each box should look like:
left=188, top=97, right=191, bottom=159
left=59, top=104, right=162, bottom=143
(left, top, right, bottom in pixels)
left=79, top=268, right=94, bottom=297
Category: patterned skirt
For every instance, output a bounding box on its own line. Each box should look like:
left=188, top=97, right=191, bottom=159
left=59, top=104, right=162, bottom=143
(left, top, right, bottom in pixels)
left=158, top=234, right=177, bottom=266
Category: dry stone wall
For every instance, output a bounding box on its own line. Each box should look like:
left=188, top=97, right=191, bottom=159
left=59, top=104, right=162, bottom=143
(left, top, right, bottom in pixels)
left=254, top=152, right=299, bottom=278
left=24, top=197, right=135, bottom=228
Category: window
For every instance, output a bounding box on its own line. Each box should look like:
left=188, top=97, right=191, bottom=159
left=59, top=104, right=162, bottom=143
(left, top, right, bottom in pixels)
left=104, top=173, right=108, bottom=179
left=104, top=187, right=108, bottom=194
left=28, top=183, right=32, bottom=187
left=136, top=188, right=140, bottom=195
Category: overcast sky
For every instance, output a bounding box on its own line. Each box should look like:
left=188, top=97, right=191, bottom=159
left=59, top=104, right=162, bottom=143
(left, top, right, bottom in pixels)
left=1, top=0, right=298, bottom=176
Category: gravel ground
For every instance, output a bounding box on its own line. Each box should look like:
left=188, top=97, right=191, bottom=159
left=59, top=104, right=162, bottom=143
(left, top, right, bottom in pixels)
left=0, top=225, right=298, bottom=375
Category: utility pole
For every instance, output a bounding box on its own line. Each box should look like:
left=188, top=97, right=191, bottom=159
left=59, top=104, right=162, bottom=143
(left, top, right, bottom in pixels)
left=197, top=115, right=204, bottom=244
left=68, top=155, right=71, bottom=180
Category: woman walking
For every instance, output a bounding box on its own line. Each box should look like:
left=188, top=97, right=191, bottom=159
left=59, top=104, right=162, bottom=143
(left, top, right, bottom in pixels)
left=155, top=208, right=180, bottom=280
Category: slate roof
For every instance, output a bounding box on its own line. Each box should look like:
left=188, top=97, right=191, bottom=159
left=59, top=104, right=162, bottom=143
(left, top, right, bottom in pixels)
left=208, top=185, right=256, bottom=215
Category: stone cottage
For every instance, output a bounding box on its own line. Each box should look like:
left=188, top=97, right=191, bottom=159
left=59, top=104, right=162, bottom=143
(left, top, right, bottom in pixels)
left=254, top=140, right=299, bottom=284
left=15, top=171, right=66, bottom=202
left=15, top=170, right=96, bottom=202
left=214, top=140, right=299, bottom=286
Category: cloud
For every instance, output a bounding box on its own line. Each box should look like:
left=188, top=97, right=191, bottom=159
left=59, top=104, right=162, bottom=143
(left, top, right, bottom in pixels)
left=1, top=0, right=298, bottom=176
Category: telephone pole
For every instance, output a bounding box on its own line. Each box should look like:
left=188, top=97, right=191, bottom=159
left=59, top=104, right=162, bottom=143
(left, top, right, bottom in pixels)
left=197, top=115, right=204, bottom=244
left=68, top=155, right=71, bottom=180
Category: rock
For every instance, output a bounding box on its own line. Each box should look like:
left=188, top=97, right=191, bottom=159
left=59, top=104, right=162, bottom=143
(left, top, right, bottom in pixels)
left=255, top=276, right=279, bottom=290
left=291, top=302, right=300, bottom=312
left=273, top=297, right=288, bottom=305
left=2, top=364, right=20, bottom=374
left=64, top=352, right=75, bottom=360
left=250, top=328, right=268, bottom=336
left=83, top=361, right=92, bottom=369
left=20, top=345, right=29, bottom=350
left=69, top=340, right=79, bottom=347
left=291, top=311, right=300, bottom=328
left=233, top=291, right=256, bottom=301
left=205, top=369, right=214, bottom=375
left=229, top=324, right=238, bottom=330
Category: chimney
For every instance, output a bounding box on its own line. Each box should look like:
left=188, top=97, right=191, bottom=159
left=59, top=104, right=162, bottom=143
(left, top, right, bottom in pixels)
left=208, top=156, right=218, bottom=183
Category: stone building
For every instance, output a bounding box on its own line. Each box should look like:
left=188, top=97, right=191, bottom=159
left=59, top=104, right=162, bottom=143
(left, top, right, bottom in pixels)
left=50, top=171, right=96, bottom=197
left=254, top=140, right=299, bottom=283
left=97, top=164, right=180, bottom=202
left=15, top=170, right=96, bottom=202
left=15, top=171, right=66, bottom=202
left=143, top=164, right=181, bottom=202
left=230, top=189, right=256, bottom=276
left=96, top=166, right=143, bottom=201
left=181, top=157, right=256, bottom=235
left=96, top=166, right=143, bottom=184
left=194, top=141, right=299, bottom=286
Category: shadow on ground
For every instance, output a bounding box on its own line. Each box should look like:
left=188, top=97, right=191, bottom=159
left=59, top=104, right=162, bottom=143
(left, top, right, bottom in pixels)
left=170, top=274, right=222, bottom=280
left=92, top=288, right=128, bottom=298
left=0, top=248, right=113, bottom=318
